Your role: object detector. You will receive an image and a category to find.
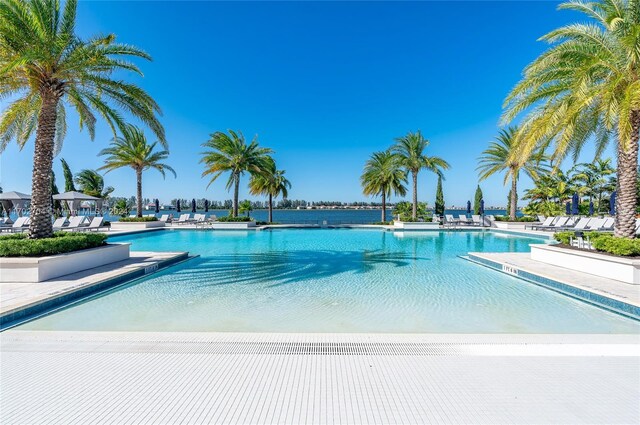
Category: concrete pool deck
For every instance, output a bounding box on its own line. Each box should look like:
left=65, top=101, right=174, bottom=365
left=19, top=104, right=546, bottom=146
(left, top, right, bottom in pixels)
left=0, top=331, right=638, bottom=424
left=0, top=251, right=189, bottom=327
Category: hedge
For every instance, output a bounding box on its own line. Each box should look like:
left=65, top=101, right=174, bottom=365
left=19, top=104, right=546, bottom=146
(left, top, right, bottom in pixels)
left=118, top=216, right=158, bottom=222
left=554, top=231, right=640, bottom=257
left=217, top=216, right=253, bottom=222
left=493, top=215, right=537, bottom=222
left=0, top=232, right=108, bottom=257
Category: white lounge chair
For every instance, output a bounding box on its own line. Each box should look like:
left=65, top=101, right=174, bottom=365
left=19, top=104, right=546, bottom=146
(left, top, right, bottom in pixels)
left=537, top=216, right=568, bottom=231
left=80, top=216, right=108, bottom=232
left=444, top=214, right=457, bottom=225
left=175, top=213, right=191, bottom=225
left=562, top=217, right=592, bottom=231
left=63, top=216, right=85, bottom=231
left=586, top=218, right=605, bottom=230
left=159, top=214, right=171, bottom=223
left=458, top=215, right=471, bottom=225
left=52, top=217, right=68, bottom=230
left=2, top=216, right=29, bottom=233
left=471, top=215, right=483, bottom=226
left=601, top=217, right=615, bottom=231
left=529, top=216, right=555, bottom=230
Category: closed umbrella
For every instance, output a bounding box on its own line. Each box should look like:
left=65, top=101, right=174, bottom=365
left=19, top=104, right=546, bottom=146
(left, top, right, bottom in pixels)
left=589, top=201, right=594, bottom=216
left=176, top=200, right=181, bottom=213
left=191, top=199, right=196, bottom=213
left=466, top=200, right=471, bottom=214
left=480, top=199, right=484, bottom=215
left=571, top=193, right=579, bottom=215
left=204, top=199, right=209, bottom=212
left=609, top=191, right=616, bottom=216
left=565, top=202, right=571, bottom=215
left=154, top=199, right=160, bottom=214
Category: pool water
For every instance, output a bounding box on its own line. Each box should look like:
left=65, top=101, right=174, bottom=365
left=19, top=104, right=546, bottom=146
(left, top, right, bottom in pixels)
left=19, top=229, right=640, bottom=333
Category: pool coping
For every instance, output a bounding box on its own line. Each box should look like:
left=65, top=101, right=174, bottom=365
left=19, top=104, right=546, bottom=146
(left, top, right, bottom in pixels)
left=464, top=253, right=640, bottom=321
left=0, top=251, right=194, bottom=330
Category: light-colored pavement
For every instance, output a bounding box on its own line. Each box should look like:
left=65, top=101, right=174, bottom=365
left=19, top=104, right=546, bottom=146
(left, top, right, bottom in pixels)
left=1, top=331, right=638, bottom=424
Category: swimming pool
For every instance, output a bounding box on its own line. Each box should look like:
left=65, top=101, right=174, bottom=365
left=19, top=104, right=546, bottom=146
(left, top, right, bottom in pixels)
left=18, top=229, right=640, bottom=333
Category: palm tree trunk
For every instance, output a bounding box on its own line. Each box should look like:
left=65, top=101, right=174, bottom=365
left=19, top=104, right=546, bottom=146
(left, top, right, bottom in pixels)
left=268, top=194, right=273, bottom=223
left=510, top=175, right=518, bottom=221
left=136, top=168, right=143, bottom=218
left=233, top=176, right=239, bottom=217
left=412, top=170, right=418, bottom=221
left=615, top=110, right=640, bottom=238
left=381, top=192, right=386, bottom=223
left=28, top=95, right=58, bottom=239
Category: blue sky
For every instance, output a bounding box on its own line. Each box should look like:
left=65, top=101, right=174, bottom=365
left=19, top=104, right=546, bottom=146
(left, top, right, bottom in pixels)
left=1, top=0, right=613, bottom=206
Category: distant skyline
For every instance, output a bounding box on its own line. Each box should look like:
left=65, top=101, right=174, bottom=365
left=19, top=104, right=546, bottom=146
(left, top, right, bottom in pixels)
left=0, top=1, right=614, bottom=206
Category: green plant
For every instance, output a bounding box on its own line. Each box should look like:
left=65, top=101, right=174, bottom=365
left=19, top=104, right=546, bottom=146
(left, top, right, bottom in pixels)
left=239, top=200, right=253, bottom=218
left=118, top=216, right=158, bottom=222
left=74, top=170, right=114, bottom=200
left=494, top=215, right=536, bottom=222
left=592, top=235, right=640, bottom=256
left=474, top=185, right=483, bottom=215
left=393, top=201, right=431, bottom=222
left=217, top=216, right=252, bottom=222
left=201, top=130, right=273, bottom=217
left=392, top=131, right=449, bottom=220
left=477, top=126, right=548, bottom=220
left=360, top=150, right=407, bottom=223
left=249, top=159, right=291, bottom=223
left=554, top=231, right=604, bottom=245
left=434, top=175, right=445, bottom=217
left=0, top=232, right=107, bottom=257
left=0, top=0, right=164, bottom=238
left=99, top=125, right=175, bottom=218
left=503, top=0, right=640, bottom=238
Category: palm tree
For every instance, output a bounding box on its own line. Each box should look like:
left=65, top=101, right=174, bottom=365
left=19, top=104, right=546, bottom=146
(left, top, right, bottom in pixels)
left=74, top=169, right=115, bottom=202
left=477, top=127, right=547, bottom=220
left=249, top=159, right=291, bottom=223
left=502, top=0, right=640, bottom=238
left=392, top=131, right=449, bottom=220
left=0, top=0, right=164, bottom=239
left=98, top=126, right=175, bottom=218
left=574, top=158, right=616, bottom=212
left=360, top=151, right=408, bottom=222
left=200, top=130, right=273, bottom=217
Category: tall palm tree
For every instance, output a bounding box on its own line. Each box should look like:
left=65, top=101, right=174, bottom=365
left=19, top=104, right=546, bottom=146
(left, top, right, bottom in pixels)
left=0, top=0, right=164, bottom=238
left=477, top=127, right=547, bottom=220
left=502, top=0, right=640, bottom=238
left=98, top=126, right=175, bottom=218
left=360, top=151, right=408, bottom=222
left=249, top=159, right=291, bottom=223
left=200, top=130, right=273, bottom=217
left=392, top=131, right=449, bottom=220
left=574, top=158, right=616, bottom=212
left=74, top=169, right=115, bottom=200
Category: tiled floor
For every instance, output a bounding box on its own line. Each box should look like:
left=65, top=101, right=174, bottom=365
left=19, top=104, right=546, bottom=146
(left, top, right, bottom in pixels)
left=0, top=251, right=188, bottom=317
left=1, top=331, right=638, bottom=424
left=469, top=252, right=640, bottom=308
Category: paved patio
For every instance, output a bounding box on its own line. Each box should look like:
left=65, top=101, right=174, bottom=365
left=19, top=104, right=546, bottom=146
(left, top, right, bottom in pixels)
left=1, top=331, right=638, bottom=424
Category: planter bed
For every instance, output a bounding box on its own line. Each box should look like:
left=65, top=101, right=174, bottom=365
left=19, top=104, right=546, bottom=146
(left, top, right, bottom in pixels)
left=530, top=244, right=640, bottom=285
left=493, top=222, right=537, bottom=230
left=209, top=221, right=256, bottom=230
left=0, top=243, right=131, bottom=283
left=110, top=221, right=165, bottom=231
left=393, top=221, right=440, bottom=230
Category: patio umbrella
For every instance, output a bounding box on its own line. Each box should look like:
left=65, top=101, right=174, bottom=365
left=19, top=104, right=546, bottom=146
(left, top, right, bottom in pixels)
left=466, top=200, right=471, bottom=214
left=204, top=199, right=209, bottom=212
left=154, top=199, right=160, bottom=214
left=565, top=202, right=571, bottom=215
left=479, top=199, right=484, bottom=215
left=589, top=201, right=594, bottom=216
left=571, top=193, right=579, bottom=215
left=176, top=200, right=181, bottom=213
left=609, top=191, right=616, bottom=216
left=191, top=199, right=196, bottom=213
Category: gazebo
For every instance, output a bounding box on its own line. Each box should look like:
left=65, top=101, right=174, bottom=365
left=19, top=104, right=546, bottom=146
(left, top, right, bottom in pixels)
left=53, top=191, right=100, bottom=216
left=0, top=191, right=31, bottom=217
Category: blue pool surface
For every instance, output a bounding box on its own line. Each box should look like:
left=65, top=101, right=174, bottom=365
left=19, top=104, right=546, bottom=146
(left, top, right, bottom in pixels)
left=19, top=229, right=640, bottom=333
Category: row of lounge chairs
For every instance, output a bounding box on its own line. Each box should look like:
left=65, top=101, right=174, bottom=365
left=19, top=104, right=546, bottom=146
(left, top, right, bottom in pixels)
left=527, top=216, right=615, bottom=232
left=443, top=214, right=488, bottom=227
left=0, top=216, right=108, bottom=233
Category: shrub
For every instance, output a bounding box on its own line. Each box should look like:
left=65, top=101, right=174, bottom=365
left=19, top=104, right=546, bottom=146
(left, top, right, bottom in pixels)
left=217, top=216, right=252, bottom=222
left=0, top=232, right=108, bottom=257
left=118, top=216, right=158, bottom=222
left=494, top=215, right=537, bottom=222
left=592, top=235, right=640, bottom=256
left=554, top=231, right=603, bottom=245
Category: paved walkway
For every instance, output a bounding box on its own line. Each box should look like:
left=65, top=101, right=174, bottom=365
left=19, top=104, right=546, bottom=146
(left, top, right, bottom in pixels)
left=1, top=331, right=637, bottom=424
left=469, top=252, right=640, bottom=308
left=0, top=251, right=188, bottom=321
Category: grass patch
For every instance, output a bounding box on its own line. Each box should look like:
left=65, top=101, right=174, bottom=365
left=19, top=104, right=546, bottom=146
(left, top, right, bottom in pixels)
left=0, top=232, right=108, bottom=257
left=118, top=216, right=158, bottom=222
